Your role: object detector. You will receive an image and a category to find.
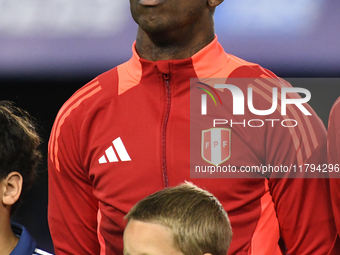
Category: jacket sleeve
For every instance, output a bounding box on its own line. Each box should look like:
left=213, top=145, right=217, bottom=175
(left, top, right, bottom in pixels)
left=48, top=102, right=100, bottom=255
left=267, top=99, right=340, bottom=254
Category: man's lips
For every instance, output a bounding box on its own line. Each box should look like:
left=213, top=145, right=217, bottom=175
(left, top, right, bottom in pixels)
left=138, top=0, right=165, bottom=6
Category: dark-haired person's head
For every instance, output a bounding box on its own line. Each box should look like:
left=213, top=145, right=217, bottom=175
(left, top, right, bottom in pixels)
left=0, top=101, right=53, bottom=255
left=124, top=182, right=232, bottom=255
left=0, top=101, right=41, bottom=215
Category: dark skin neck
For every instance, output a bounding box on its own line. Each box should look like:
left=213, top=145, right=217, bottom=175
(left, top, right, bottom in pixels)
left=135, top=10, right=215, bottom=61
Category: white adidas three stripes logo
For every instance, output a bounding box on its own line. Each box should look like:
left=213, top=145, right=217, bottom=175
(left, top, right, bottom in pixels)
left=98, top=137, right=131, bottom=164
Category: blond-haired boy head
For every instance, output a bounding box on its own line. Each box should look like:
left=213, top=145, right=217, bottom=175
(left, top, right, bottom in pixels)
left=124, top=182, right=232, bottom=255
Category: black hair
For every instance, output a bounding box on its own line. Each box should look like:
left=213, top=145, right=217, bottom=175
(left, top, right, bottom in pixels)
left=0, top=101, right=42, bottom=214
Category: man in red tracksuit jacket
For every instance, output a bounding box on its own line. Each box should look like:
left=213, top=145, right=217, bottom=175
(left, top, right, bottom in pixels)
left=48, top=0, right=339, bottom=254
left=328, top=97, right=340, bottom=237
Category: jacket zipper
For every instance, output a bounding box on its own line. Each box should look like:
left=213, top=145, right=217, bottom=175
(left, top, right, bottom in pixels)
left=162, top=73, right=171, bottom=188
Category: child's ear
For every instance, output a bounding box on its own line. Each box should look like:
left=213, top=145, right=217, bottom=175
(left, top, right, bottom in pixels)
left=2, top=172, right=23, bottom=206
left=207, top=0, right=224, bottom=7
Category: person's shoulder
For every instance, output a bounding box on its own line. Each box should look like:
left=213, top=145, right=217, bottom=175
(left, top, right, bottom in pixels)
left=10, top=223, right=54, bottom=255
left=56, top=65, right=122, bottom=120
left=226, top=54, right=278, bottom=79
left=223, top=53, right=292, bottom=92
left=51, top=57, right=136, bottom=131
left=72, top=66, right=120, bottom=103
left=328, top=96, right=340, bottom=130
left=330, top=97, right=340, bottom=115
left=65, top=55, right=137, bottom=110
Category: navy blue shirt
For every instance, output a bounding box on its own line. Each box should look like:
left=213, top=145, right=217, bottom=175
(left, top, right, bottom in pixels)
left=10, top=223, right=53, bottom=255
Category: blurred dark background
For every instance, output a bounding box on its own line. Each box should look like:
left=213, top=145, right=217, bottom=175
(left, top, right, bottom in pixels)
left=0, top=0, right=339, bottom=253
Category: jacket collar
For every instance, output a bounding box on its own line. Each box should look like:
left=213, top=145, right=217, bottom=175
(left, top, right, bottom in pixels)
left=127, top=36, right=229, bottom=79
left=10, top=223, right=36, bottom=255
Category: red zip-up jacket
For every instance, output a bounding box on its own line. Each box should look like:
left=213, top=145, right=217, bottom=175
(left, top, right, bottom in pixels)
left=48, top=37, right=339, bottom=254
left=328, top=97, right=340, bottom=236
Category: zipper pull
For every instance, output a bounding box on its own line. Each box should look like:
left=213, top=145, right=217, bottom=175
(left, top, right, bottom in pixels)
left=163, top=73, right=170, bottom=81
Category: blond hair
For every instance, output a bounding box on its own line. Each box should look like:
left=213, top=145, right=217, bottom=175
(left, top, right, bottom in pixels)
left=125, top=182, right=232, bottom=255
